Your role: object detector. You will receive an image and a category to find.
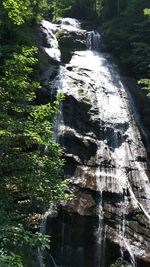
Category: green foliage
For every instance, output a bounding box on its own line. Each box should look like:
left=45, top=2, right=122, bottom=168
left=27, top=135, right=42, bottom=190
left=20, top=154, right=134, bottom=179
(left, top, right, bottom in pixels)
left=2, top=0, right=32, bottom=25
left=0, top=251, right=23, bottom=267
left=0, top=11, right=69, bottom=264
left=101, top=0, right=150, bottom=78
left=0, top=0, right=71, bottom=266
left=0, top=46, right=69, bottom=266
left=50, top=0, right=99, bottom=20
left=110, top=258, right=130, bottom=267
left=56, top=29, right=66, bottom=41
left=144, top=8, right=150, bottom=16
left=0, top=224, right=50, bottom=267
left=50, top=0, right=75, bottom=19
left=138, top=9, right=150, bottom=96
left=139, top=78, right=150, bottom=97
left=0, top=46, right=68, bottom=205
left=2, top=0, right=49, bottom=25
left=31, top=0, right=49, bottom=21
left=110, top=259, right=122, bottom=267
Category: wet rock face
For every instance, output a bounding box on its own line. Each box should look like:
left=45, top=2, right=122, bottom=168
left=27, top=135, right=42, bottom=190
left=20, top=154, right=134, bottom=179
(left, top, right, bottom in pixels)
left=38, top=19, right=150, bottom=267
left=57, top=29, right=86, bottom=50
left=61, top=190, right=95, bottom=216
left=47, top=211, right=99, bottom=267
left=36, top=20, right=61, bottom=64
left=58, top=29, right=86, bottom=63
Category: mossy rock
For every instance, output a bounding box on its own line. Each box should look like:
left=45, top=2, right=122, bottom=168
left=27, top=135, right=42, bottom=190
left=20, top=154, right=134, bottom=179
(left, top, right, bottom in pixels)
left=56, top=29, right=66, bottom=41
left=110, top=258, right=131, bottom=267
left=56, top=30, right=86, bottom=50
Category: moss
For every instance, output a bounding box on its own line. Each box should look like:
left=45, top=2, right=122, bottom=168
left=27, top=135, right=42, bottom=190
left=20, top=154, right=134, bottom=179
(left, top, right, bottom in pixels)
left=52, top=17, right=62, bottom=24
left=110, top=258, right=130, bottom=267
left=56, top=29, right=66, bottom=41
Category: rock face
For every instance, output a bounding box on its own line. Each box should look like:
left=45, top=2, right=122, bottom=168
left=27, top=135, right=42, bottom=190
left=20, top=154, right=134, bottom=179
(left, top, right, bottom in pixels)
left=36, top=20, right=61, bottom=64
left=39, top=18, right=150, bottom=267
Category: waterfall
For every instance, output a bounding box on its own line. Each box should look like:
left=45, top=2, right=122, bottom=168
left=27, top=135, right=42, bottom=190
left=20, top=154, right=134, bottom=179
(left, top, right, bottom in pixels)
left=38, top=205, right=58, bottom=267
left=61, top=18, right=80, bottom=30
left=40, top=20, right=61, bottom=62
left=87, top=31, right=101, bottom=51
left=38, top=18, right=150, bottom=267
left=117, top=198, right=137, bottom=267
left=94, top=190, right=104, bottom=267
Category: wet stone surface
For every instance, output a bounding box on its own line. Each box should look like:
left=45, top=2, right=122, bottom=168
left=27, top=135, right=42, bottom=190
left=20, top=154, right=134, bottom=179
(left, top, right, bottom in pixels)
left=38, top=18, right=150, bottom=267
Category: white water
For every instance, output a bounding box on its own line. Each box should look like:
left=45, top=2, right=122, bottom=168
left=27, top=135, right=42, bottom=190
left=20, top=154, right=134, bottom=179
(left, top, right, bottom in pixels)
left=40, top=205, right=56, bottom=235
left=51, top=32, right=150, bottom=262
left=94, top=190, right=104, bottom=267
left=117, top=199, right=137, bottom=267
left=39, top=19, right=150, bottom=267
left=87, top=32, right=149, bottom=266
left=40, top=20, right=61, bottom=62
left=87, top=31, right=101, bottom=51
left=61, top=18, right=81, bottom=31
left=39, top=204, right=58, bottom=267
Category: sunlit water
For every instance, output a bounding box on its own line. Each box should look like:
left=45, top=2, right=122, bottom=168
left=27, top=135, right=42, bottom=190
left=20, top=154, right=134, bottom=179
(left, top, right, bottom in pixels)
left=40, top=20, right=61, bottom=62
left=39, top=204, right=58, bottom=267
left=87, top=31, right=101, bottom=51
left=61, top=17, right=81, bottom=31
left=52, top=48, right=150, bottom=264
left=39, top=18, right=150, bottom=267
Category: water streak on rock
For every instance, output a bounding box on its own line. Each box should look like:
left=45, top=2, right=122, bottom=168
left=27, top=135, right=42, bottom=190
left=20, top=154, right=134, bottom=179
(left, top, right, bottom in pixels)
left=61, top=18, right=81, bottom=31
left=40, top=20, right=61, bottom=62
left=38, top=18, right=150, bottom=267
left=87, top=31, right=101, bottom=51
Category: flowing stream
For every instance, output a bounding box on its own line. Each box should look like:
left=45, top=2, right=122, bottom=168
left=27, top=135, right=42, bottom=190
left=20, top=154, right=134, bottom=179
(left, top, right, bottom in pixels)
left=38, top=18, right=150, bottom=267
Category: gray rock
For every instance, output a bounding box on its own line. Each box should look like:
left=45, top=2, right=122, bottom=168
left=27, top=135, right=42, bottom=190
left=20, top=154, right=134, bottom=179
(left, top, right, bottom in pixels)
left=38, top=19, right=150, bottom=267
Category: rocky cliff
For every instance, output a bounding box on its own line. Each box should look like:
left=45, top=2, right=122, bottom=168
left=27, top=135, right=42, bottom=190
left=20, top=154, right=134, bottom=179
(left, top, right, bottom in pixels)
left=37, top=18, right=150, bottom=267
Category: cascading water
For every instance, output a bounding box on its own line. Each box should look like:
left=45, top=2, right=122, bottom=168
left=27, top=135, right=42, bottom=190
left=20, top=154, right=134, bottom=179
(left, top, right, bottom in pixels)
left=94, top=190, right=104, bottom=267
left=38, top=204, right=58, bottom=267
left=38, top=18, right=150, bottom=267
left=40, top=20, right=61, bottom=62
left=61, top=18, right=81, bottom=30
left=87, top=31, right=101, bottom=51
